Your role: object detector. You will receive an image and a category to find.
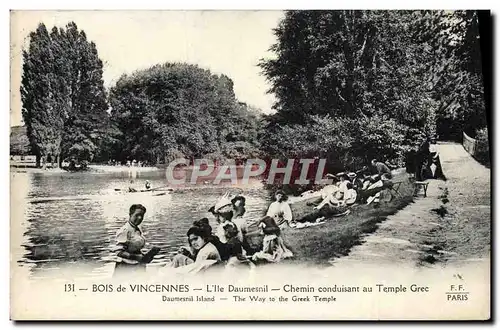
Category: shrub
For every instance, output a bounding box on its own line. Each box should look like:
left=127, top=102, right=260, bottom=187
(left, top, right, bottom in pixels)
left=474, top=127, right=490, bottom=167
left=260, top=114, right=408, bottom=173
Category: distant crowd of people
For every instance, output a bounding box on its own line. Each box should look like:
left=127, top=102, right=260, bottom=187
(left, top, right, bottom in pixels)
left=107, top=159, right=151, bottom=167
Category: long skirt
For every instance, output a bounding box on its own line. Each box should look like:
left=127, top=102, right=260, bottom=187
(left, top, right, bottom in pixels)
left=430, top=155, right=446, bottom=180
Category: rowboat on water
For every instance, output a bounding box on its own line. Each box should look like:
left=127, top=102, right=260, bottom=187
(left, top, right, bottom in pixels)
left=114, top=187, right=174, bottom=194
left=28, top=188, right=172, bottom=204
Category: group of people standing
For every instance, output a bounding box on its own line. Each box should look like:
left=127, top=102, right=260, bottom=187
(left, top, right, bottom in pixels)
left=112, top=190, right=296, bottom=277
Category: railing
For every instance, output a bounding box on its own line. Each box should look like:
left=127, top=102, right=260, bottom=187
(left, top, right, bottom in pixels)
left=463, top=132, right=477, bottom=156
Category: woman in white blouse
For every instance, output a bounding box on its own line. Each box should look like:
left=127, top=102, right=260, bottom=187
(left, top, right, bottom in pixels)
left=113, top=204, right=159, bottom=278
left=266, top=190, right=293, bottom=229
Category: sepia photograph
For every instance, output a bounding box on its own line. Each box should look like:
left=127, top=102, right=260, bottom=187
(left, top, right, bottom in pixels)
left=9, top=9, right=491, bottom=320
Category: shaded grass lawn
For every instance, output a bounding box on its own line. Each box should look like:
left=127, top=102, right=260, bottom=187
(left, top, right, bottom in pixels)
left=246, top=172, right=415, bottom=267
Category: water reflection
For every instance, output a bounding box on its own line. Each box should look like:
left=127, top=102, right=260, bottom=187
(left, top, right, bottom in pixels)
left=12, top=170, right=269, bottom=279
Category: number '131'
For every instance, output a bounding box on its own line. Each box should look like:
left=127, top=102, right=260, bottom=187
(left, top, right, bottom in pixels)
left=64, top=284, right=75, bottom=292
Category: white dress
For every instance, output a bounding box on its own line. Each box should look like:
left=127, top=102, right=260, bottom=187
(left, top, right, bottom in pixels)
left=163, top=242, right=221, bottom=275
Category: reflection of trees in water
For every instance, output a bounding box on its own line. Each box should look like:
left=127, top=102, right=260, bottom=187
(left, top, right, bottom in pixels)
left=23, top=200, right=108, bottom=271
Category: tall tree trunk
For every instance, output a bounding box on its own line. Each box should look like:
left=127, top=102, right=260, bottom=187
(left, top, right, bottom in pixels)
left=41, top=155, right=47, bottom=170
left=49, top=153, right=55, bottom=168
left=36, top=154, right=41, bottom=168
left=53, top=154, right=59, bottom=168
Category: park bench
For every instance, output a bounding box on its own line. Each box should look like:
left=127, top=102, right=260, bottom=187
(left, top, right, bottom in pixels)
left=387, top=181, right=404, bottom=200
left=413, top=181, right=429, bottom=197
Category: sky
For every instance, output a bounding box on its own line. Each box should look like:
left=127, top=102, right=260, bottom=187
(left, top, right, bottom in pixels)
left=9, top=10, right=284, bottom=126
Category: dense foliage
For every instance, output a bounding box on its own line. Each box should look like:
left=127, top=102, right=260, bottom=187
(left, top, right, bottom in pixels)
left=474, top=127, right=490, bottom=167
left=10, top=126, right=30, bottom=155
left=21, top=22, right=110, bottom=168
left=413, top=11, right=487, bottom=140
left=259, top=10, right=488, bottom=171
left=109, top=64, right=261, bottom=164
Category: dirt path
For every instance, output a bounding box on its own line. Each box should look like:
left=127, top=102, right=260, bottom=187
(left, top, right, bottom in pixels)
left=332, top=142, right=491, bottom=268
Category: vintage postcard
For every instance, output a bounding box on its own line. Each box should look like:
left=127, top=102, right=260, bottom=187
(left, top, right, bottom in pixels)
left=10, top=10, right=491, bottom=321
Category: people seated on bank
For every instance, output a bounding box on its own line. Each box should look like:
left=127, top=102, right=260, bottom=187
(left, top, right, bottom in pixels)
left=112, top=204, right=160, bottom=278
left=356, top=174, right=393, bottom=206
left=315, top=182, right=357, bottom=210
left=230, top=195, right=249, bottom=240
left=347, top=172, right=357, bottom=186
left=209, top=192, right=241, bottom=243
left=351, top=167, right=369, bottom=191
left=252, top=216, right=293, bottom=263
left=145, top=180, right=152, bottom=190
left=371, top=159, right=393, bottom=180
left=336, top=172, right=350, bottom=193
left=208, top=193, right=254, bottom=256
left=223, top=222, right=255, bottom=269
left=293, top=184, right=354, bottom=227
left=229, top=195, right=256, bottom=255
left=302, top=174, right=340, bottom=206
left=266, top=190, right=293, bottom=230
left=170, top=218, right=228, bottom=265
left=360, top=174, right=373, bottom=191
left=303, top=172, right=359, bottom=207
left=167, top=220, right=222, bottom=273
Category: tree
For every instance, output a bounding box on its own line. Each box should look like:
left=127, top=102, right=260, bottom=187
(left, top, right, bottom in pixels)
left=413, top=10, right=487, bottom=140
left=20, top=22, right=109, bottom=169
left=258, top=10, right=486, bottom=170
left=258, top=11, right=436, bottom=166
left=260, top=11, right=435, bottom=124
left=10, top=126, right=31, bottom=155
left=56, top=23, right=110, bottom=166
left=21, top=23, right=65, bottom=168
left=109, top=63, right=261, bottom=164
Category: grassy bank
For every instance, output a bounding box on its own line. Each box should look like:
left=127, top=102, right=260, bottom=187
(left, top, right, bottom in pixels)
left=246, top=172, right=415, bottom=267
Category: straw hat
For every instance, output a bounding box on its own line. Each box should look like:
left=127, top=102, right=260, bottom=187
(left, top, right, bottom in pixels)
left=210, top=192, right=233, bottom=214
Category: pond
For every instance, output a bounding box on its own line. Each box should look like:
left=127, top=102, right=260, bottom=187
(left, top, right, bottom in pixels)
left=11, top=169, right=271, bottom=280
